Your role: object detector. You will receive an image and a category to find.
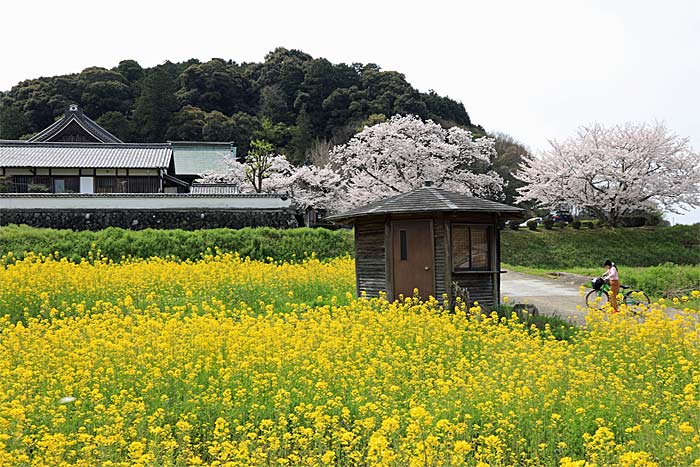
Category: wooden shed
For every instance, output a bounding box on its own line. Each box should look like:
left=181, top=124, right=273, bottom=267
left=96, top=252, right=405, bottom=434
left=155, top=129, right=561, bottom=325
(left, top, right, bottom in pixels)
left=327, top=183, right=524, bottom=307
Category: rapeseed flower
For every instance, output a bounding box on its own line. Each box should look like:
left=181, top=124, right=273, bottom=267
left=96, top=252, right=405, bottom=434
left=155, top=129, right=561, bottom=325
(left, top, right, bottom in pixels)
left=0, top=255, right=698, bottom=466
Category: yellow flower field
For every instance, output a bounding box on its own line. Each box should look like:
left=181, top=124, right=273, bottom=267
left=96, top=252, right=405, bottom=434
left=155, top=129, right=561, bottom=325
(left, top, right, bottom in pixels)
left=0, top=252, right=355, bottom=322
left=0, top=254, right=699, bottom=466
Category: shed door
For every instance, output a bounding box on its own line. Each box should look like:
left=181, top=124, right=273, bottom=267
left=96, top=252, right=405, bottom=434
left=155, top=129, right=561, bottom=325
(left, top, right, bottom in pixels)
left=391, top=220, right=435, bottom=299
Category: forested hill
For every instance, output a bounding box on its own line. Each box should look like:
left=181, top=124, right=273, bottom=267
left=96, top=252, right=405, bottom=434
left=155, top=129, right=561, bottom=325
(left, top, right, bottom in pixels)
left=0, top=48, right=478, bottom=162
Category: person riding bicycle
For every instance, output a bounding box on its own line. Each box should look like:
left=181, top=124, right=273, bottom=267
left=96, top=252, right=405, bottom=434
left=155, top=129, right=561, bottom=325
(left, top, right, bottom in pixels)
left=602, top=259, right=620, bottom=312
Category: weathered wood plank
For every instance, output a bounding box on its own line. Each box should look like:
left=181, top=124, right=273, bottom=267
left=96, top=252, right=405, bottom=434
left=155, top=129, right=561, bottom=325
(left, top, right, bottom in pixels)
left=355, top=219, right=387, bottom=297
left=452, top=272, right=496, bottom=306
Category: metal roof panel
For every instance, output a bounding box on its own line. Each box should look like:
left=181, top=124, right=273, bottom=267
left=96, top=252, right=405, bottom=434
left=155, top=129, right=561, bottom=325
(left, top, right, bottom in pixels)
left=172, top=143, right=236, bottom=176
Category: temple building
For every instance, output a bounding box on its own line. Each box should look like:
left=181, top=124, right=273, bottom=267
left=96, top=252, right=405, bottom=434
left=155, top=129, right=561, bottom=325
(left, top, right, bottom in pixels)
left=0, top=105, right=236, bottom=194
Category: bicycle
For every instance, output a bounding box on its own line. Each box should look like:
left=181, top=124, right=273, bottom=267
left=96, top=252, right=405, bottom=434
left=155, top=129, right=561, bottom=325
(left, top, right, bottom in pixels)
left=585, top=277, right=651, bottom=311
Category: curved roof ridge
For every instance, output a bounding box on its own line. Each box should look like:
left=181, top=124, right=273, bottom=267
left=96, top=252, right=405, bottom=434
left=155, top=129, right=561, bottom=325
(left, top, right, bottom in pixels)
left=27, top=105, right=123, bottom=143
left=26, top=118, right=64, bottom=142
left=79, top=112, right=123, bottom=143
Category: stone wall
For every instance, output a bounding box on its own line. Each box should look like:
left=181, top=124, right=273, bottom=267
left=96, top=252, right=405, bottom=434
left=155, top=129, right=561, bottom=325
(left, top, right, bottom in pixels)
left=0, top=209, right=300, bottom=231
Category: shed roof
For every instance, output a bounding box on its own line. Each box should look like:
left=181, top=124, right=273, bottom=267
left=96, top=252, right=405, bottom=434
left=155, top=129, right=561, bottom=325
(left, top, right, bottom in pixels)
left=326, top=185, right=524, bottom=223
left=28, top=105, right=123, bottom=143
left=171, top=142, right=237, bottom=176
left=0, top=141, right=171, bottom=169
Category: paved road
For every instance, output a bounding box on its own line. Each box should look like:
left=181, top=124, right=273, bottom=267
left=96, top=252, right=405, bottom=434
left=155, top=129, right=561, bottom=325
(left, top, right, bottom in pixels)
left=501, top=270, right=590, bottom=325
left=500, top=271, right=688, bottom=326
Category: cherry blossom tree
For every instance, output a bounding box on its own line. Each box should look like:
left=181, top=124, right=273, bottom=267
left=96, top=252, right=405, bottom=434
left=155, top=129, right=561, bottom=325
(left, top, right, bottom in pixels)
left=243, top=140, right=294, bottom=193
left=516, top=122, right=700, bottom=226
left=325, top=115, right=504, bottom=211
left=197, top=161, right=246, bottom=188
left=198, top=116, right=505, bottom=213
left=199, top=156, right=340, bottom=211
left=289, top=165, right=343, bottom=210
left=197, top=139, right=295, bottom=194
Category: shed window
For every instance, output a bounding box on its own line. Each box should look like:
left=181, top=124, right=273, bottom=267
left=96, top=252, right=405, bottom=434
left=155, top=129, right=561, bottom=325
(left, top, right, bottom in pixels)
left=399, top=230, right=408, bottom=260
left=452, top=224, right=490, bottom=271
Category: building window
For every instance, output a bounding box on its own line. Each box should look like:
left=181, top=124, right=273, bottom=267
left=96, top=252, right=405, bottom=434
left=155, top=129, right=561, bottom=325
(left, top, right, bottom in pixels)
left=128, top=176, right=159, bottom=193
left=12, top=175, right=32, bottom=193
left=32, top=176, right=51, bottom=192
left=95, top=176, right=115, bottom=193
left=451, top=224, right=490, bottom=271
left=93, top=176, right=159, bottom=193
left=116, top=178, right=129, bottom=193
left=54, top=179, right=66, bottom=193
left=52, top=177, right=80, bottom=193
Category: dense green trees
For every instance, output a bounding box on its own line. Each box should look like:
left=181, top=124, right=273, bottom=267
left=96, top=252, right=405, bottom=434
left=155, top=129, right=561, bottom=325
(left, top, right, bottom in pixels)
left=77, top=67, right=133, bottom=118
left=0, top=48, right=476, bottom=159
left=133, top=67, right=179, bottom=142
left=0, top=105, right=27, bottom=139
left=96, top=111, right=134, bottom=141
left=490, top=132, right=530, bottom=205
left=177, top=59, right=257, bottom=116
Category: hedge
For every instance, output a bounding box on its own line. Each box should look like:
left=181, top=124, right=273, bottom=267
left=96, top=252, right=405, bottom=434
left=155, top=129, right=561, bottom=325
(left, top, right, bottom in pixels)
left=2, top=224, right=697, bottom=269
left=0, top=225, right=354, bottom=263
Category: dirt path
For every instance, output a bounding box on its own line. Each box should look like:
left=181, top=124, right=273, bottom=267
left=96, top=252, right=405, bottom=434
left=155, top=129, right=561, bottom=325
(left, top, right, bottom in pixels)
left=500, top=270, right=590, bottom=325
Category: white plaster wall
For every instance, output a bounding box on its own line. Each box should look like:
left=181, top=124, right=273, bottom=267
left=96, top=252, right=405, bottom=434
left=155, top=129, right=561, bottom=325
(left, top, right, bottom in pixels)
left=0, top=194, right=292, bottom=210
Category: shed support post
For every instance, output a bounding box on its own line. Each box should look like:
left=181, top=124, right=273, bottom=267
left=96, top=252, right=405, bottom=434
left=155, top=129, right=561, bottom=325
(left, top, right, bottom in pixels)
left=384, top=215, right=393, bottom=301
left=354, top=227, right=361, bottom=298
left=493, top=222, right=501, bottom=306
left=444, top=216, right=453, bottom=309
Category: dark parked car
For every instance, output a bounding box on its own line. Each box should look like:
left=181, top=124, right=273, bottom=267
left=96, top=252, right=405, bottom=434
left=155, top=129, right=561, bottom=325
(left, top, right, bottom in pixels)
left=544, top=210, right=574, bottom=223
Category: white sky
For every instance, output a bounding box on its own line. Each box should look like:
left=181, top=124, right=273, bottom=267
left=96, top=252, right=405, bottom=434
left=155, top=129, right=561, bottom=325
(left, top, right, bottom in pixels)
left=2, top=0, right=699, bottom=223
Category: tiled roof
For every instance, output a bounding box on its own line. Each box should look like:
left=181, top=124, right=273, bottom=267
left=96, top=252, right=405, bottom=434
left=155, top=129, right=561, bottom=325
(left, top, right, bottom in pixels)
left=190, top=183, right=241, bottom=194
left=28, top=105, right=123, bottom=143
left=0, top=141, right=171, bottom=168
left=171, top=142, right=237, bottom=176
left=0, top=193, right=288, bottom=199
left=326, top=185, right=524, bottom=223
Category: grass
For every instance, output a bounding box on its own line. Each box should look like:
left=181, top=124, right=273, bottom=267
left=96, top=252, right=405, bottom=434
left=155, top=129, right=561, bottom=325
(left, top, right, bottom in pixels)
left=501, top=224, right=699, bottom=268
left=493, top=305, right=579, bottom=341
